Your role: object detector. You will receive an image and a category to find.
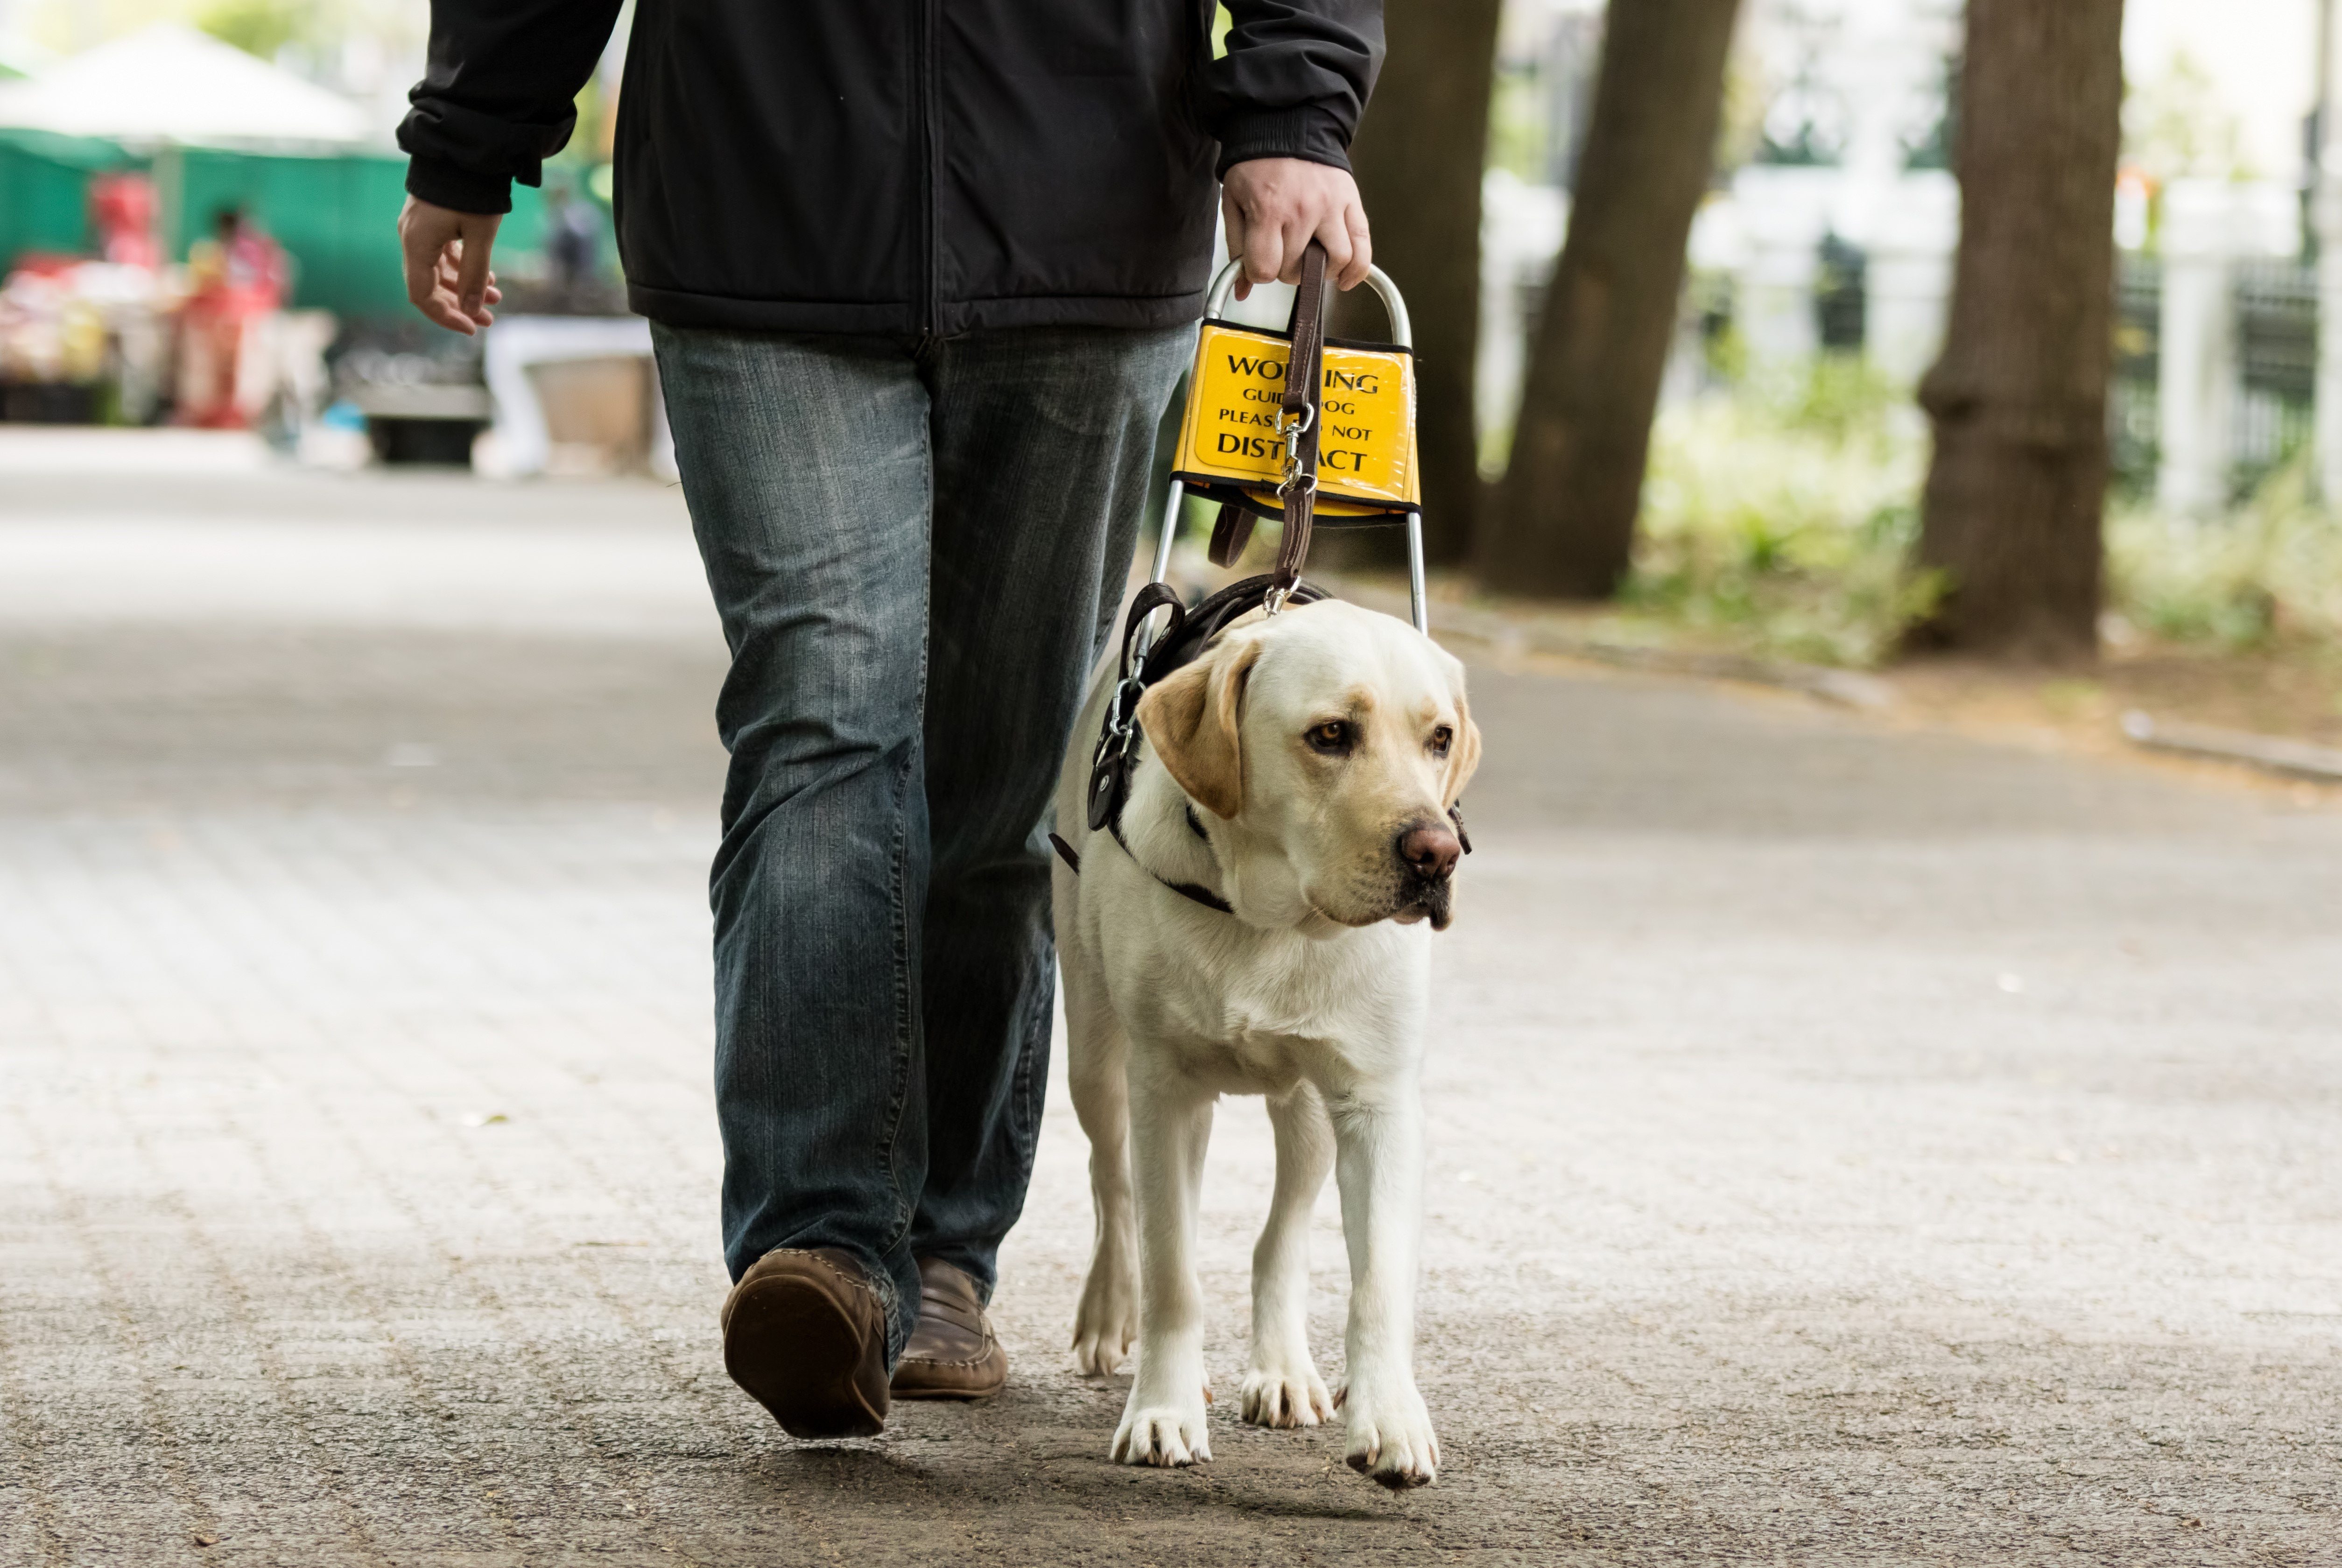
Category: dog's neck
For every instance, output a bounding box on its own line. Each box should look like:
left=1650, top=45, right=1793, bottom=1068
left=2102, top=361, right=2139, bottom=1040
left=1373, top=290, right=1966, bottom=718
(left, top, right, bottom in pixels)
left=1122, top=751, right=1229, bottom=900
left=1126, top=745, right=1343, bottom=936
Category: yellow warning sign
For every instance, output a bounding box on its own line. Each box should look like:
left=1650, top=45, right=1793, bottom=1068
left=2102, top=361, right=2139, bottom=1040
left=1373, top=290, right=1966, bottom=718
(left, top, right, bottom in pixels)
left=1171, top=322, right=1418, bottom=516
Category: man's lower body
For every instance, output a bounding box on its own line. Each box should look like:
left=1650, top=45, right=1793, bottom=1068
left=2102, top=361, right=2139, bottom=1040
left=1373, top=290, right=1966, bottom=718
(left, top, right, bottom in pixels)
left=654, top=319, right=1191, bottom=1434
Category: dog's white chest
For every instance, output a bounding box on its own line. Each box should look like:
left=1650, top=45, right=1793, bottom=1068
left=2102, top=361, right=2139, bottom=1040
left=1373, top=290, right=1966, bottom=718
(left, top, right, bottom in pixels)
left=1119, top=918, right=1429, bottom=1093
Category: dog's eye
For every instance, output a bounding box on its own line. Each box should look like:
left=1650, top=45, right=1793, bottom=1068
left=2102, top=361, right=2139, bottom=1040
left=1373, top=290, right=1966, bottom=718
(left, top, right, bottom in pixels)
left=1429, top=725, right=1454, bottom=758
left=1305, top=720, right=1352, bottom=754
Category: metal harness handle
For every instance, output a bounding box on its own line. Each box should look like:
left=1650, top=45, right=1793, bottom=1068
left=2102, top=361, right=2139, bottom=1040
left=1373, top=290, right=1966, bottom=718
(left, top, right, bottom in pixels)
left=1149, top=256, right=1426, bottom=641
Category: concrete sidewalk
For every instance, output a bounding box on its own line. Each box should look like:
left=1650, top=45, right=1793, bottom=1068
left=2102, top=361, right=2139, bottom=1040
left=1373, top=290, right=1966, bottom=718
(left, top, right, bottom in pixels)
left=2, top=465, right=2339, bottom=1567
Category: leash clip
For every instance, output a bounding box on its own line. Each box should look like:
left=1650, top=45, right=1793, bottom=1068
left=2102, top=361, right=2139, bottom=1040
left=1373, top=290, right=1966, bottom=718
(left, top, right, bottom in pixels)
left=1261, top=584, right=1290, bottom=617
left=1277, top=402, right=1315, bottom=498
left=1103, top=675, right=1145, bottom=744
left=1092, top=672, right=1146, bottom=802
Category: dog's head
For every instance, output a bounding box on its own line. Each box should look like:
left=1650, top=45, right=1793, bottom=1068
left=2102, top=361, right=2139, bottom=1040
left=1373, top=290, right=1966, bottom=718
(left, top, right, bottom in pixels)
left=1135, top=599, right=1481, bottom=932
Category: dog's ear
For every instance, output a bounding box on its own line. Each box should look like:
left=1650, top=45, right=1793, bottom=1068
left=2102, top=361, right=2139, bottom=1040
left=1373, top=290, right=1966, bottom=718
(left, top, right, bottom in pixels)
left=1136, top=635, right=1263, bottom=819
left=1442, top=688, right=1482, bottom=809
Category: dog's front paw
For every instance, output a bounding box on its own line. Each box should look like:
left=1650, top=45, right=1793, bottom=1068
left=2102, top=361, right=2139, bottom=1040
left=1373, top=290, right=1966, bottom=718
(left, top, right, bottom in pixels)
left=1341, top=1383, right=1439, bottom=1489
left=1070, top=1264, right=1139, bottom=1376
left=1111, top=1395, right=1213, bottom=1467
left=1239, top=1360, right=1334, bottom=1428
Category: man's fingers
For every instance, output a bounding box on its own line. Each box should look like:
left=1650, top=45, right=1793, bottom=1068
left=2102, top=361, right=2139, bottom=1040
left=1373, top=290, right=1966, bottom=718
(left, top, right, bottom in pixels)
left=402, top=229, right=445, bottom=309
left=1313, top=209, right=1355, bottom=288
left=399, top=242, right=479, bottom=335
left=1219, top=160, right=1375, bottom=301
left=453, top=229, right=496, bottom=321
left=1222, top=192, right=1253, bottom=300
left=1278, top=208, right=1334, bottom=286
left=1244, top=210, right=1285, bottom=291
left=399, top=195, right=502, bottom=333
left=1240, top=213, right=1284, bottom=303
left=409, top=255, right=478, bottom=334
left=1334, top=204, right=1372, bottom=291
left=415, top=289, right=473, bottom=335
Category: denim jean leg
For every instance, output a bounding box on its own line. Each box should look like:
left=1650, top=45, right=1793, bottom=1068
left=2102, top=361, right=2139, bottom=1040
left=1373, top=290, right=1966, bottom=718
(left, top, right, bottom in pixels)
left=653, top=323, right=933, bottom=1357
left=907, top=322, right=1196, bottom=1296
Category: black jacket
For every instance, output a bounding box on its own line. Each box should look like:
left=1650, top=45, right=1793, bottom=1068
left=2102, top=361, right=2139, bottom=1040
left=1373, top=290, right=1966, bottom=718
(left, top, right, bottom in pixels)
left=400, top=1, right=1382, bottom=335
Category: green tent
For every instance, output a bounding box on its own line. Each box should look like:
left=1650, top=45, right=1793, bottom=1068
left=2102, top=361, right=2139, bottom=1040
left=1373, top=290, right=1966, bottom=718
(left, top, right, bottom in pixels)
left=0, top=130, right=580, bottom=318
left=0, top=126, right=135, bottom=260
left=169, top=147, right=555, bottom=317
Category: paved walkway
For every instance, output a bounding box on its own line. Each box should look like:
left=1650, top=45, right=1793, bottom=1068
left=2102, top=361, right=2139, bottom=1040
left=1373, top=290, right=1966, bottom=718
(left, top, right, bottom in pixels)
left=3, top=449, right=2340, bottom=1566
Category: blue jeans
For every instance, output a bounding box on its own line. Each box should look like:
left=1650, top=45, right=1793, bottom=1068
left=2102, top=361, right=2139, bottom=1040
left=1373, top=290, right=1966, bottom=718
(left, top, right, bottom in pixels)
left=653, top=322, right=1192, bottom=1361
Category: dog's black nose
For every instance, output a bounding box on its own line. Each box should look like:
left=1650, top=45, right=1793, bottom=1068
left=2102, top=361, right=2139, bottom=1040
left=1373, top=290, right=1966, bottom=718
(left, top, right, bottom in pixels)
left=1397, top=822, right=1461, bottom=881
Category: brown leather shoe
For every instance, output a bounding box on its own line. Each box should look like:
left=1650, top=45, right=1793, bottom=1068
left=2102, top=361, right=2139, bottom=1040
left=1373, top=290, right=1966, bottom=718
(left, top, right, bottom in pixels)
left=888, top=1257, right=1008, bottom=1400
left=720, top=1248, right=889, bottom=1437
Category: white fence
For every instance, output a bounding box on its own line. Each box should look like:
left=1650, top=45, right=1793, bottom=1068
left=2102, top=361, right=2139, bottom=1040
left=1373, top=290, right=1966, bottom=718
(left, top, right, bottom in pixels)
left=1478, top=171, right=2316, bottom=511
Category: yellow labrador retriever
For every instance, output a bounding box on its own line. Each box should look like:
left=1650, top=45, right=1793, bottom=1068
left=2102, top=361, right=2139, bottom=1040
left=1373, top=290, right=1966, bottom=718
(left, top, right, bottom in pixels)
left=1051, top=596, right=1481, bottom=1489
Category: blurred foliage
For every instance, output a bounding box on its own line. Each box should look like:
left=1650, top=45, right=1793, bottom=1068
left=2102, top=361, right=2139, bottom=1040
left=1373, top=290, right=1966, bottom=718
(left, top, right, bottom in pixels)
left=2124, top=50, right=2251, bottom=184
left=1487, top=18, right=1760, bottom=190
left=1713, top=54, right=1769, bottom=177
left=1486, top=61, right=1548, bottom=182
left=561, top=75, right=610, bottom=169
left=2109, top=457, right=2342, bottom=650
left=1619, top=367, right=2342, bottom=672
left=197, top=0, right=311, bottom=59
left=1625, top=355, right=1940, bottom=668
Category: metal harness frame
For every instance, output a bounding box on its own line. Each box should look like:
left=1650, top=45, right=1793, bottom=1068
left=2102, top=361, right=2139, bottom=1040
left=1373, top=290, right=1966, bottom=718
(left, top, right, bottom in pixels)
left=1137, top=258, right=1427, bottom=668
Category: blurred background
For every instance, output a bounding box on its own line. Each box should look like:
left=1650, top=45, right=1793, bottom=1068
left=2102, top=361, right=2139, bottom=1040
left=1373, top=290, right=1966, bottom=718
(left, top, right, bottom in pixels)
left=0, top=0, right=2333, bottom=752
left=3, top=6, right=2340, bottom=1558
left=0, top=0, right=629, bottom=475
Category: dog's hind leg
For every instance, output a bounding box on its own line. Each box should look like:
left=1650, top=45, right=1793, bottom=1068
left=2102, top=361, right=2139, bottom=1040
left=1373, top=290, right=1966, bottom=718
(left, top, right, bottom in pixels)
left=1065, top=961, right=1139, bottom=1377
left=1241, top=1082, right=1336, bottom=1428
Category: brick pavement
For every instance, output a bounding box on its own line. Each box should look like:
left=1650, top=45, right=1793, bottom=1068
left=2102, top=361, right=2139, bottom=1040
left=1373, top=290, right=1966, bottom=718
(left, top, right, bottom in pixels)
left=3, top=450, right=2340, bottom=1565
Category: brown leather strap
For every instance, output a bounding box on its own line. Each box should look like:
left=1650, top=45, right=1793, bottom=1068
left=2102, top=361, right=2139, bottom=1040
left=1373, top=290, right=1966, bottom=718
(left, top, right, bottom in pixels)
left=1208, top=499, right=1255, bottom=568
left=1281, top=241, right=1330, bottom=422
left=1273, top=241, right=1329, bottom=597
left=1086, top=580, right=1186, bottom=832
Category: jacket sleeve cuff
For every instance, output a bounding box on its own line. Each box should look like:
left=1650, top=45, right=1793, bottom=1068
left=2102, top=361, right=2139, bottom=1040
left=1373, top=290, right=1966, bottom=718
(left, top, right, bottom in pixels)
left=1214, top=107, right=1354, bottom=178
left=405, top=156, right=516, bottom=216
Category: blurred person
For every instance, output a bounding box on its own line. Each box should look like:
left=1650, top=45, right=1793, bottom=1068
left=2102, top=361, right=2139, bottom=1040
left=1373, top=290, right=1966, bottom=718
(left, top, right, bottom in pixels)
left=89, top=174, right=159, bottom=270
left=178, top=206, right=288, bottom=429
left=540, top=174, right=601, bottom=309
left=396, top=0, right=1382, bottom=1439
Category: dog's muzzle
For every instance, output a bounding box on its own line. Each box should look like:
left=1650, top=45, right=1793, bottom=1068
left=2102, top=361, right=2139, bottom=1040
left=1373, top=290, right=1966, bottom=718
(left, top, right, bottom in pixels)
left=1392, top=819, right=1463, bottom=930
left=1400, top=874, right=1454, bottom=931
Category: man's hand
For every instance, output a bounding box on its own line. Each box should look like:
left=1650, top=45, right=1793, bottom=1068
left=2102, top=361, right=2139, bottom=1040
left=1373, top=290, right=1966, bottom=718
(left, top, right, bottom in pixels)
left=399, top=195, right=505, bottom=334
left=1221, top=158, right=1371, bottom=300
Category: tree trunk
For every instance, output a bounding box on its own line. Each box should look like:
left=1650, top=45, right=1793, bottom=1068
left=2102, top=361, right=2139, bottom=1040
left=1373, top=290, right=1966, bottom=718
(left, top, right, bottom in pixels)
left=1910, top=0, right=2124, bottom=661
left=1481, top=0, right=1741, bottom=598
left=1325, top=0, right=1503, bottom=570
